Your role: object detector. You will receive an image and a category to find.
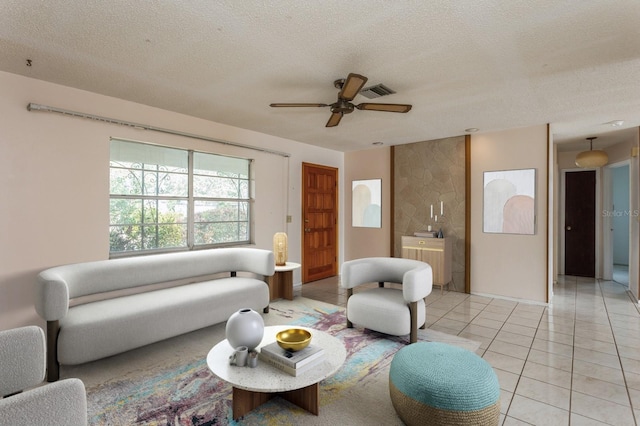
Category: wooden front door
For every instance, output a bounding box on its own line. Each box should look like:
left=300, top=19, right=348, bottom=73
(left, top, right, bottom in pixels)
left=565, top=170, right=596, bottom=277
left=301, top=163, right=338, bottom=283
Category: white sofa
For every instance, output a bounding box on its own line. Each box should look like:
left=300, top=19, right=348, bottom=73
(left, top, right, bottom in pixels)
left=35, top=247, right=274, bottom=381
left=341, top=257, right=432, bottom=343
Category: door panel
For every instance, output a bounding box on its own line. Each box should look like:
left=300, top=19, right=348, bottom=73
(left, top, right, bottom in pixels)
left=565, top=170, right=596, bottom=277
left=302, top=163, right=338, bottom=283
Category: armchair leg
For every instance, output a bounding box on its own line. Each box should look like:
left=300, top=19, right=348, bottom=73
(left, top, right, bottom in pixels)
left=409, top=301, right=418, bottom=344
left=46, top=320, right=60, bottom=382
left=346, top=288, right=353, bottom=328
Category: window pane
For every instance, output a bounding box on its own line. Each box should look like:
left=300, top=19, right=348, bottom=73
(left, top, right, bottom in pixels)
left=111, top=140, right=188, bottom=169
left=142, top=170, right=188, bottom=196
left=110, top=168, right=143, bottom=195
left=141, top=224, right=187, bottom=250
left=110, top=225, right=142, bottom=252
left=194, top=200, right=248, bottom=222
left=238, top=222, right=248, bottom=241
left=110, top=199, right=142, bottom=225
left=194, top=222, right=247, bottom=245
left=193, top=152, right=249, bottom=178
left=239, top=180, right=249, bottom=199
left=142, top=199, right=188, bottom=224
left=193, top=175, right=248, bottom=198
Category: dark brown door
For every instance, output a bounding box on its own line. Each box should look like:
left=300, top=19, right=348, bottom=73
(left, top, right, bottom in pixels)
left=565, top=170, right=596, bottom=277
left=302, top=163, right=338, bottom=283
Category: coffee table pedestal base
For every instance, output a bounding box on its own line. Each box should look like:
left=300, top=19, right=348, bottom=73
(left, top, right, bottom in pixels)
left=232, top=382, right=319, bottom=419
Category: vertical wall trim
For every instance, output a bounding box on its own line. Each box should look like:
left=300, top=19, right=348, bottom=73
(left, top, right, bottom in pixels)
left=465, top=135, right=471, bottom=293
left=546, top=123, right=551, bottom=303
left=390, top=146, right=396, bottom=257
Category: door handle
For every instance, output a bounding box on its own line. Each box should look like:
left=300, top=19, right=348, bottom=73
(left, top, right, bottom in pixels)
left=566, top=226, right=572, bottom=231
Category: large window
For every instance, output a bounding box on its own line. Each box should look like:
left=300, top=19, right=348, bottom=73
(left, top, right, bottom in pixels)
left=109, top=139, right=251, bottom=254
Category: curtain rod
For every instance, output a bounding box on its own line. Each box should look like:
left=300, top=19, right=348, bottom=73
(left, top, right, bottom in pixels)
left=26, top=103, right=291, bottom=158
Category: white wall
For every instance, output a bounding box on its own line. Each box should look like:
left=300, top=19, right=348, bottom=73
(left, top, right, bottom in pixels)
left=0, top=71, right=343, bottom=330
left=470, top=125, right=549, bottom=303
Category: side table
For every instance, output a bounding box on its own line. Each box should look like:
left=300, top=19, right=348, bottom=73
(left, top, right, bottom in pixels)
left=267, top=262, right=301, bottom=301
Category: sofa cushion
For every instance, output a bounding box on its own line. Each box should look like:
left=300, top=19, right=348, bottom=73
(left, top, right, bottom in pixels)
left=58, top=277, right=268, bottom=364
left=346, top=287, right=426, bottom=336
left=0, top=378, right=87, bottom=426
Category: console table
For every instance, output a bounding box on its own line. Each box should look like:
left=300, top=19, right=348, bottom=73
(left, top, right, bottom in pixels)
left=401, top=236, right=452, bottom=293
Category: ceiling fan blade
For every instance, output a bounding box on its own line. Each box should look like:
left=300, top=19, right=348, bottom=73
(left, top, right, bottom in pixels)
left=270, top=103, right=329, bottom=108
left=326, top=112, right=343, bottom=127
left=338, top=73, right=368, bottom=101
left=356, top=103, right=412, bottom=113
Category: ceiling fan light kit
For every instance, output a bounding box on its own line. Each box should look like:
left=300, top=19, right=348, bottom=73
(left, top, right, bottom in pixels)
left=270, top=73, right=412, bottom=127
left=575, top=137, right=608, bottom=168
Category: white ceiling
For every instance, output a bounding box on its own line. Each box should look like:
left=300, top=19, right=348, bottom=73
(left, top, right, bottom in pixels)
left=2, top=1, right=640, bottom=152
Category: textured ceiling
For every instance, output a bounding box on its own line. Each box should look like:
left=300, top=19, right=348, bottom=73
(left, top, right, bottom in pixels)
left=2, top=1, right=640, bottom=152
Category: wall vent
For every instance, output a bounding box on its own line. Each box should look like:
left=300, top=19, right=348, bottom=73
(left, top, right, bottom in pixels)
left=360, top=83, right=396, bottom=99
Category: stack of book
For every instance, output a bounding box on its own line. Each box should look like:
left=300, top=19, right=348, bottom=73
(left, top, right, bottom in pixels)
left=259, top=341, right=325, bottom=376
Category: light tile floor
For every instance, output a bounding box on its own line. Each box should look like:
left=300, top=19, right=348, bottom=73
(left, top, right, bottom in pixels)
left=298, top=275, right=640, bottom=425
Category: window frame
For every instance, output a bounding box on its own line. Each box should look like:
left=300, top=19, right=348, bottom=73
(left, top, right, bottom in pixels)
left=109, top=139, right=253, bottom=257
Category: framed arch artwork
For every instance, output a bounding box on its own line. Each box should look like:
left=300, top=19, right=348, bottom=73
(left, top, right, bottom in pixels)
left=352, top=179, right=382, bottom=228
left=483, top=169, right=536, bottom=235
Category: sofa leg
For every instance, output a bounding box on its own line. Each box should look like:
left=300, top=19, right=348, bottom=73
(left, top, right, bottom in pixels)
left=409, top=302, right=418, bottom=344
left=263, top=306, right=270, bottom=314
left=346, top=288, right=353, bottom=328
left=46, top=320, right=60, bottom=382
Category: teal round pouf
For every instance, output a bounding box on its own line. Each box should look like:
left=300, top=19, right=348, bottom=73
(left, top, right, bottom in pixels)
left=389, top=342, right=500, bottom=425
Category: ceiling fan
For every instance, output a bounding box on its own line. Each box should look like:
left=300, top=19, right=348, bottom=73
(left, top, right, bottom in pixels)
left=270, top=73, right=412, bottom=127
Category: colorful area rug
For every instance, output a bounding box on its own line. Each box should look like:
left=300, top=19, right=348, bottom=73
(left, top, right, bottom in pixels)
left=66, top=298, right=479, bottom=425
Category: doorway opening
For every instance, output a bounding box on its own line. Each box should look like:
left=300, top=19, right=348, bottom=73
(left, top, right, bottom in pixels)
left=604, top=161, right=631, bottom=287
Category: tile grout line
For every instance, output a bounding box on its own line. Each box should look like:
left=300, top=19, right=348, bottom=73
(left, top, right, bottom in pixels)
left=598, top=279, right=639, bottom=426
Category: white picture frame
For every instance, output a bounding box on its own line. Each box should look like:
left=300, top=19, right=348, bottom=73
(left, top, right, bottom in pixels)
left=483, top=169, right=536, bottom=234
left=352, top=179, right=381, bottom=228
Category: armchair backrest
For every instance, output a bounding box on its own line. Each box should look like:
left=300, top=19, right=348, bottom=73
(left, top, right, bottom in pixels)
left=341, top=257, right=433, bottom=301
left=0, top=326, right=46, bottom=397
left=0, top=326, right=87, bottom=426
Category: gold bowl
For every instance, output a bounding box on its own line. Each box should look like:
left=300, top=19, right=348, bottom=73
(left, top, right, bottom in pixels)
left=275, top=328, right=312, bottom=351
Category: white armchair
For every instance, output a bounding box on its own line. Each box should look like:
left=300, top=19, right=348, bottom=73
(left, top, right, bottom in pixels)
left=0, top=326, right=87, bottom=426
left=341, top=257, right=433, bottom=343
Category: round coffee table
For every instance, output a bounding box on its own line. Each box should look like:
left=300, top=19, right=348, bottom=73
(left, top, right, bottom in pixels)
left=206, top=325, right=346, bottom=420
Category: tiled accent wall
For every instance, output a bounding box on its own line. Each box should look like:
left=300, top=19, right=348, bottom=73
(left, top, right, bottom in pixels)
left=394, top=136, right=466, bottom=292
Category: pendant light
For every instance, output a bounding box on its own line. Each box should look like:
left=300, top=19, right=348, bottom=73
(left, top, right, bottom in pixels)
left=575, top=137, right=608, bottom=168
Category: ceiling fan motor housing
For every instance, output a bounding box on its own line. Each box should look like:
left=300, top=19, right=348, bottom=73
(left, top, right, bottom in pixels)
left=331, top=100, right=355, bottom=114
